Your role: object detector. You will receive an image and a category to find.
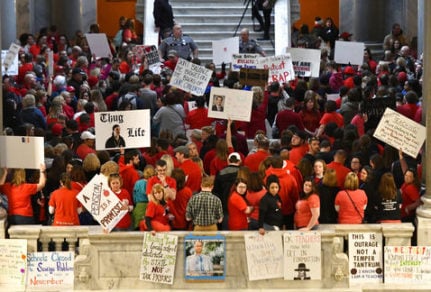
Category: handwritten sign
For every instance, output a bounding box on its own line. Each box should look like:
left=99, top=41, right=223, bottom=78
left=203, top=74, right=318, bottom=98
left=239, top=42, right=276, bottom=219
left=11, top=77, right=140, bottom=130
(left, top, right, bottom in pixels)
left=373, top=107, right=426, bottom=158
left=384, top=246, right=431, bottom=284
left=232, top=53, right=260, bottom=72
left=207, top=87, right=253, bottom=122
left=239, top=68, right=268, bottom=87
left=244, top=232, right=283, bottom=281
left=3, top=43, right=21, bottom=71
left=140, top=233, right=178, bottom=285
left=283, top=231, right=321, bottom=280
left=26, top=252, right=74, bottom=291
left=169, top=58, right=213, bottom=96
left=95, top=110, right=151, bottom=150
left=76, top=174, right=127, bottom=233
left=348, top=233, right=383, bottom=285
left=0, top=239, right=27, bottom=291
left=286, top=47, right=321, bottom=77
left=0, top=136, right=44, bottom=169
left=85, top=33, right=112, bottom=59
left=212, top=37, right=239, bottom=65
left=1, top=49, right=19, bottom=76
left=258, top=54, right=295, bottom=83
left=334, top=41, right=365, bottom=66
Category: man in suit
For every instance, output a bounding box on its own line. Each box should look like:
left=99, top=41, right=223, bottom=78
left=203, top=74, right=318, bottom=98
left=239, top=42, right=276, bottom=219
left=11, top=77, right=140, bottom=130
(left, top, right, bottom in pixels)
left=212, top=95, right=224, bottom=112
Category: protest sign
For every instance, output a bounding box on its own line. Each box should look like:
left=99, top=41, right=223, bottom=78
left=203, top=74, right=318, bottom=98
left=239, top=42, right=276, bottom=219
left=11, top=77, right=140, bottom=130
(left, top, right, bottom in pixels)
left=140, top=233, right=178, bottom=285
left=286, top=47, right=321, bottom=77
left=169, top=58, right=213, bottom=96
left=373, top=107, right=426, bottom=158
left=283, top=231, right=321, bottom=280
left=184, top=235, right=226, bottom=281
left=47, top=50, right=54, bottom=77
left=257, top=54, right=295, bottom=83
left=3, top=43, right=21, bottom=71
left=208, top=87, right=253, bottom=122
left=348, top=232, right=383, bottom=285
left=232, top=53, right=260, bottom=72
left=0, top=136, right=44, bottom=169
left=26, top=252, right=74, bottom=291
left=244, top=232, right=283, bottom=281
left=0, top=239, right=27, bottom=291
left=334, top=41, right=365, bottom=66
left=95, top=110, right=151, bottom=150
left=85, top=33, right=112, bottom=59
left=76, top=174, right=127, bottom=232
left=239, top=68, right=268, bottom=87
left=1, top=49, right=19, bottom=76
left=384, top=246, right=431, bottom=284
left=212, top=37, right=239, bottom=65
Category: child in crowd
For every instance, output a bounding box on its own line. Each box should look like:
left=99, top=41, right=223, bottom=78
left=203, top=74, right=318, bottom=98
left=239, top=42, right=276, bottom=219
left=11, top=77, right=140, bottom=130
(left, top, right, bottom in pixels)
left=108, top=173, right=133, bottom=231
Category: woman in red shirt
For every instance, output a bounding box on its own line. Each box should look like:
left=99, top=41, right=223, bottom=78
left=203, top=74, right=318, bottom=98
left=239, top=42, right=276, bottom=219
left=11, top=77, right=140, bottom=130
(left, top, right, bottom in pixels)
left=109, top=173, right=133, bottom=231
left=246, top=172, right=266, bottom=230
left=228, top=178, right=253, bottom=230
left=140, top=184, right=171, bottom=232
left=299, top=90, right=321, bottom=136
left=294, top=177, right=320, bottom=230
left=400, top=168, right=422, bottom=222
left=168, top=168, right=193, bottom=230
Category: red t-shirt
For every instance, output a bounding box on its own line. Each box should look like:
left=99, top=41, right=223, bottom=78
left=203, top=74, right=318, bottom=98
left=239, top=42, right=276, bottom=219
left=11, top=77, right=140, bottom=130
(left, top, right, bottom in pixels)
left=228, top=191, right=248, bottom=230
left=186, top=108, right=213, bottom=129
left=400, top=183, right=420, bottom=218
left=0, top=183, right=38, bottom=217
left=294, top=194, right=320, bottom=228
left=49, top=187, right=80, bottom=226
left=76, top=143, right=97, bottom=160
left=246, top=189, right=266, bottom=221
left=289, top=144, right=309, bottom=166
left=320, top=112, right=344, bottom=128
left=167, top=187, right=193, bottom=229
left=114, top=189, right=133, bottom=229
left=146, top=176, right=177, bottom=195
left=145, top=201, right=169, bottom=226
left=327, top=161, right=351, bottom=189
left=244, top=150, right=270, bottom=172
left=179, top=159, right=202, bottom=193
left=335, top=189, right=367, bottom=224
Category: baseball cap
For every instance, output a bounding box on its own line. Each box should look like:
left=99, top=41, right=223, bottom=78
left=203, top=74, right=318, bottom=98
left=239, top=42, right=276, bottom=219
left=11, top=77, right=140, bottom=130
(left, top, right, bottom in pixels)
left=228, top=152, right=241, bottom=163
left=72, top=68, right=85, bottom=75
left=174, top=145, right=189, bottom=156
left=66, top=86, right=75, bottom=93
left=81, top=130, right=96, bottom=140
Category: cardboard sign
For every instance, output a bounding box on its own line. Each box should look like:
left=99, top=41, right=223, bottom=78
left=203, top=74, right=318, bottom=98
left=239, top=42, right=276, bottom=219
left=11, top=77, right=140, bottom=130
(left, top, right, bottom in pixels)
left=348, top=233, right=383, bottom=285
left=26, top=252, right=74, bottom=291
left=1, top=49, right=19, bottom=76
left=95, top=110, right=151, bottom=150
left=0, top=136, right=44, bottom=169
left=231, top=53, right=260, bottom=72
left=85, top=33, right=112, bottom=59
left=212, top=37, right=239, bottom=65
left=3, top=43, right=21, bottom=70
left=76, top=174, right=127, bottom=233
left=244, top=232, right=283, bottom=281
left=0, top=239, right=27, bottom=291
left=384, top=246, right=431, bottom=284
left=140, top=233, right=178, bottom=285
left=207, top=87, right=253, bottom=122
left=169, top=58, right=213, bottom=96
left=184, top=235, right=226, bottom=281
left=239, top=68, right=268, bottom=87
left=283, top=232, right=321, bottom=280
left=257, top=54, right=295, bottom=83
left=286, top=47, right=321, bottom=77
left=373, top=107, right=426, bottom=158
left=334, top=41, right=365, bottom=66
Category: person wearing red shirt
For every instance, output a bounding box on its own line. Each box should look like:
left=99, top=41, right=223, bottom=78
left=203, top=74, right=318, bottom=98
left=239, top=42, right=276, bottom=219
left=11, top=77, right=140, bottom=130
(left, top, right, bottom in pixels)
left=298, top=91, right=321, bottom=136
left=327, top=150, right=351, bottom=189
left=241, top=86, right=269, bottom=138
left=48, top=173, right=81, bottom=226
left=168, top=168, right=193, bottom=230
left=397, top=91, right=420, bottom=120
left=317, top=100, right=344, bottom=137
left=174, top=145, right=202, bottom=194
left=0, top=164, right=46, bottom=225
left=228, top=178, right=253, bottom=230
left=108, top=173, right=133, bottom=231
left=273, top=97, right=305, bottom=136
left=244, top=133, right=270, bottom=172
left=118, top=149, right=141, bottom=197
left=288, top=130, right=309, bottom=166
left=141, top=183, right=171, bottom=231
left=146, top=160, right=177, bottom=200
left=400, top=168, right=422, bottom=222
left=335, top=172, right=367, bottom=224
left=163, top=50, right=179, bottom=71
left=294, top=178, right=320, bottom=230
left=76, top=131, right=97, bottom=160
left=245, top=172, right=266, bottom=230
left=185, top=96, right=213, bottom=130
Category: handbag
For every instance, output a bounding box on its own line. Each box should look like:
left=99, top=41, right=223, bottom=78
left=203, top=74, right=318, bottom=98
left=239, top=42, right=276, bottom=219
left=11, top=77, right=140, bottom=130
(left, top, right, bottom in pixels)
left=345, top=190, right=366, bottom=223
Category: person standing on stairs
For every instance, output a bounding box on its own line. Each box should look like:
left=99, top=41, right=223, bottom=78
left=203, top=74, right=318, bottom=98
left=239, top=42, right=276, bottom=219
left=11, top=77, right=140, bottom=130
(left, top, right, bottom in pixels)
left=239, top=28, right=266, bottom=57
left=153, top=0, right=175, bottom=43
left=252, top=0, right=275, bottom=40
left=158, top=24, right=198, bottom=61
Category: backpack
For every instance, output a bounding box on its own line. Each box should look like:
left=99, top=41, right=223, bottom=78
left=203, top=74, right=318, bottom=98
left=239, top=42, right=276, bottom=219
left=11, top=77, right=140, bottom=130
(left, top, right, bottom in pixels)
left=117, top=93, right=138, bottom=109
left=113, top=29, right=123, bottom=47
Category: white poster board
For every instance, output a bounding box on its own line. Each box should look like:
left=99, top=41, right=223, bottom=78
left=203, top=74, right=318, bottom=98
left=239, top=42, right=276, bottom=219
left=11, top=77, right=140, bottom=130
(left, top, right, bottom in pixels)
left=257, top=54, right=295, bottom=83
left=3, top=43, right=21, bottom=71
left=140, top=233, right=178, bottom=285
left=76, top=174, right=127, bottom=233
left=0, top=239, right=27, bottom=291
left=283, top=232, right=321, bottom=280
left=0, top=136, right=45, bottom=169
left=1, top=49, right=19, bottom=76
left=169, top=58, right=213, bottom=96
left=244, top=232, right=283, bottom=281
left=384, top=246, right=431, bottom=284
left=231, top=53, right=260, bottom=72
left=373, top=107, right=426, bottom=158
left=334, top=41, right=365, bottom=66
left=47, top=50, right=54, bottom=77
left=286, top=47, right=321, bottom=77
left=207, top=87, right=253, bottom=122
left=26, top=252, right=74, bottom=291
left=85, top=33, right=112, bottom=59
left=348, top=232, right=383, bottom=285
left=95, top=110, right=151, bottom=150
left=212, top=37, right=239, bottom=65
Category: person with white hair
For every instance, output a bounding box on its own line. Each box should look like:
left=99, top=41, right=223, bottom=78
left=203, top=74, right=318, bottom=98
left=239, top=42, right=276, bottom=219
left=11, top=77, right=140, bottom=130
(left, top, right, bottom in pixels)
left=17, top=94, right=47, bottom=129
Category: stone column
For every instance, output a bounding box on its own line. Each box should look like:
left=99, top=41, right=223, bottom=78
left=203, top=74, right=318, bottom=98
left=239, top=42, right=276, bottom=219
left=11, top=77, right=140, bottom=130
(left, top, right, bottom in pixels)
left=1, top=0, right=17, bottom=48
left=417, top=0, right=424, bottom=55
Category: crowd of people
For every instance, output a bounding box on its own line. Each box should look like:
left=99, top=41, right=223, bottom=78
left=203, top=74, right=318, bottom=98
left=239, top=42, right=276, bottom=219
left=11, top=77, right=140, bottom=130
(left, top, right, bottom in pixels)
left=0, top=13, right=424, bottom=238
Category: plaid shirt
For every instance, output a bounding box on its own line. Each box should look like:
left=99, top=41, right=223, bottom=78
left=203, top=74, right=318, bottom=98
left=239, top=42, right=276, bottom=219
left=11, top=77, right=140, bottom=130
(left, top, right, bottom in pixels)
left=186, top=191, right=223, bottom=226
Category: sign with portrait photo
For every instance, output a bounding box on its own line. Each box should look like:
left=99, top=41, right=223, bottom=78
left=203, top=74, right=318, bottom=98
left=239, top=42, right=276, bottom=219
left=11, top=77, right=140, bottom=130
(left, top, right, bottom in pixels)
left=0, top=239, right=27, bottom=291
left=169, top=58, right=213, bottom=96
left=95, top=110, right=151, bottom=151
left=184, top=235, right=226, bottom=281
left=257, top=54, right=295, bottom=83
left=283, top=231, right=321, bottom=280
left=0, top=136, right=44, bottom=169
left=207, top=87, right=253, bottom=122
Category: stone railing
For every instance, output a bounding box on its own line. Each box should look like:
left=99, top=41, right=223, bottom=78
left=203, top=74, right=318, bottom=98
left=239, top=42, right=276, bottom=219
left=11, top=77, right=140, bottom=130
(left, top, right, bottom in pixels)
left=7, top=223, right=414, bottom=290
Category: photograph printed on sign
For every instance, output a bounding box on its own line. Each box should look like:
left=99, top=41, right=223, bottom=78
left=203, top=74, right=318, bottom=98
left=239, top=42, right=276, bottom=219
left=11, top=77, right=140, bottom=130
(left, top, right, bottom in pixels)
left=207, top=87, right=253, bottom=122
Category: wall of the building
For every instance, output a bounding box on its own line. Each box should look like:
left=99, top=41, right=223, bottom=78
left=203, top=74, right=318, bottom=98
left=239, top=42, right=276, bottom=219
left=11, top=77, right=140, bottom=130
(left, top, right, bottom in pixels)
left=293, top=0, right=340, bottom=30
